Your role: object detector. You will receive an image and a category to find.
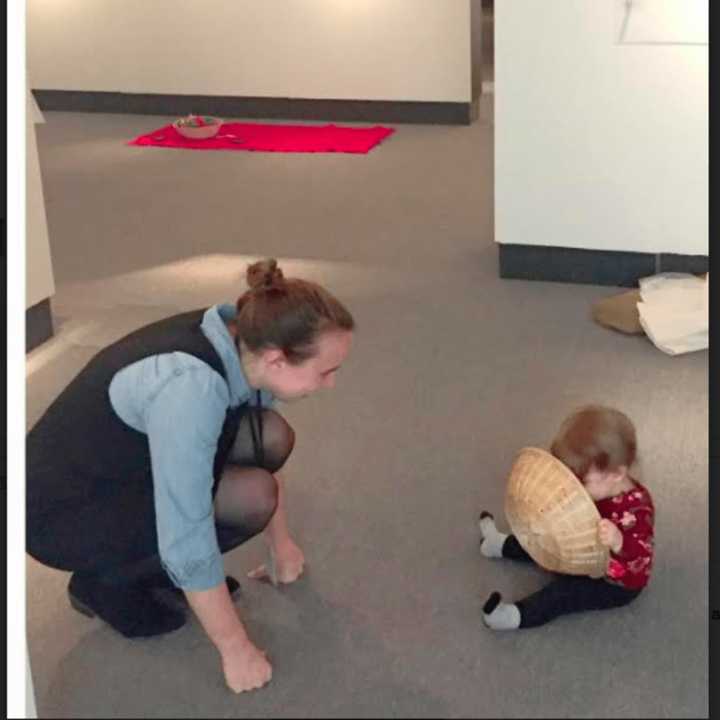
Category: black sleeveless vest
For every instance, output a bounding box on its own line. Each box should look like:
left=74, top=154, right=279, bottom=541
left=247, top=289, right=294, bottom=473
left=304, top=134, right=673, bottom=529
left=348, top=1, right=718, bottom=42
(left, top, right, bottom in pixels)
left=26, top=309, right=249, bottom=514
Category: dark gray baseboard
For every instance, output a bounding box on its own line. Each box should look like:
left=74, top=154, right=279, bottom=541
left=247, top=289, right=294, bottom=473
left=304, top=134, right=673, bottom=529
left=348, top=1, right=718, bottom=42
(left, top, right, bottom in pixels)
left=658, top=253, right=710, bottom=276
left=27, top=298, right=54, bottom=353
left=32, top=90, right=473, bottom=125
left=499, top=244, right=708, bottom=287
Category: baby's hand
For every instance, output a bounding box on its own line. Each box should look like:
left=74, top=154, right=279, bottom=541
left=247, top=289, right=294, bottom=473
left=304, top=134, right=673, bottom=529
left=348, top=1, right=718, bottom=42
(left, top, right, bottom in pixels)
left=598, top=519, right=623, bottom=554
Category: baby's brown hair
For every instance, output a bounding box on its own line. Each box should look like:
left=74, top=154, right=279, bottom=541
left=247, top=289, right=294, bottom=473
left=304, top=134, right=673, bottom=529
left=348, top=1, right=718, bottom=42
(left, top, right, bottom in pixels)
left=550, top=405, right=637, bottom=481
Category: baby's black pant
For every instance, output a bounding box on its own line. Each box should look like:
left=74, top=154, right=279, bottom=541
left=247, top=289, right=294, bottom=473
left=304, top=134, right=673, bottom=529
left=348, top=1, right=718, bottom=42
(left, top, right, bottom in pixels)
left=502, top=535, right=642, bottom=628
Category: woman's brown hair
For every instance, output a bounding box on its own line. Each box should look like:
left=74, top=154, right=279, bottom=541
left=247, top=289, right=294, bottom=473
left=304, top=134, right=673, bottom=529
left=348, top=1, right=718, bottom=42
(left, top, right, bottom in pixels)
left=235, top=259, right=355, bottom=364
left=550, top=405, right=637, bottom=481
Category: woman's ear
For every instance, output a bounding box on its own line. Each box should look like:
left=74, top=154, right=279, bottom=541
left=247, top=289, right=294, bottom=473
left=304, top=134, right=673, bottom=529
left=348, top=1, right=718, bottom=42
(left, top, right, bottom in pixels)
left=260, top=348, right=287, bottom=370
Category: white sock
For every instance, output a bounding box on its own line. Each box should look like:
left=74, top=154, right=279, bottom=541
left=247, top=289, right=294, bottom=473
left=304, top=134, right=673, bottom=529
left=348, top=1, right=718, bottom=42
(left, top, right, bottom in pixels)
left=482, top=592, right=521, bottom=631
left=478, top=512, right=508, bottom=559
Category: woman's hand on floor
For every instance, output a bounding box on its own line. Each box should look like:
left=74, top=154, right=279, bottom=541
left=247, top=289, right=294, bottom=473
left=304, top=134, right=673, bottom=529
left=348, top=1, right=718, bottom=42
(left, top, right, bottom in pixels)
left=248, top=538, right=305, bottom=585
left=273, top=538, right=305, bottom=583
left=220, top=635, right=273, bottom=693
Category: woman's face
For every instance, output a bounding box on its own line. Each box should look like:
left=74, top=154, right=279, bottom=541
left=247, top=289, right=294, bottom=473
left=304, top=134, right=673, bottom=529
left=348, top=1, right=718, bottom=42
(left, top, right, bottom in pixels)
left=260, top=329, right=353, bottom=401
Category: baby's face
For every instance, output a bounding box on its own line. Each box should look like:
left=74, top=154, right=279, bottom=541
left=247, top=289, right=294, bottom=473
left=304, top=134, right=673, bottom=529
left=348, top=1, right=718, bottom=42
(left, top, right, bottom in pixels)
left=582, top=464, right=626, bottom=501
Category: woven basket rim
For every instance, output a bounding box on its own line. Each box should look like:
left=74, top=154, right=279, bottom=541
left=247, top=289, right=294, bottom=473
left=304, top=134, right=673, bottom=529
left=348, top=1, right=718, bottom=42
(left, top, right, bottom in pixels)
left=505, top=446, right=608, bottom=576
left=514, top=446, right=598, bottom=509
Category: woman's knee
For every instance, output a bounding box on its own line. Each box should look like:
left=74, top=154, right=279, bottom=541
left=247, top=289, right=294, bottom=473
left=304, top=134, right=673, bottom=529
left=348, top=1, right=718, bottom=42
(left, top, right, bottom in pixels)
left=228, top=409, right=295, bottom=472
left=214, top=466, right=279, bottom=530
left=261, top=410, right=295, bottom=472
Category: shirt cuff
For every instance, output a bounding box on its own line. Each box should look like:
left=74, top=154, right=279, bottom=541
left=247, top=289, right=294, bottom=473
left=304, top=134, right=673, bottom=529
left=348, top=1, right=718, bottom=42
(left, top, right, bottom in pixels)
left=161, top=552, right=225, bottom=591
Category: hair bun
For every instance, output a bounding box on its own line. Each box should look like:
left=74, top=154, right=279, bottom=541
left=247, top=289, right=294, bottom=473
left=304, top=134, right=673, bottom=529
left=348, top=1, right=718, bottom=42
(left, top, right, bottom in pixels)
left=247, top=258, right=284, bottom=290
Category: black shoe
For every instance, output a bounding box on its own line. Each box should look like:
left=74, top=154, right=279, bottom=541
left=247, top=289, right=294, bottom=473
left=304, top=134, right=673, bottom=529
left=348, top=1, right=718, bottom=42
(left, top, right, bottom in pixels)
left=143, top=572, right=241, bottom=600
left=68, top=572, right=187, bottom=639
left=170, top=576, right=241, bottom=604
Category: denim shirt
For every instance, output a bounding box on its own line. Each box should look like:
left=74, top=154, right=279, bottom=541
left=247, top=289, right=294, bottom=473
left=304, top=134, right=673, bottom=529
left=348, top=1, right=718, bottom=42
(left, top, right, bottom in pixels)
left=108, top=304, right=274, bottom=590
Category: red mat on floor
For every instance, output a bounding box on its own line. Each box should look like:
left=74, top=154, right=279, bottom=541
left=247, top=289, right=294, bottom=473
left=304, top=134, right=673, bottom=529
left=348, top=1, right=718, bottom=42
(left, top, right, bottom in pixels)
left=129, top=122, right=395, bottom=154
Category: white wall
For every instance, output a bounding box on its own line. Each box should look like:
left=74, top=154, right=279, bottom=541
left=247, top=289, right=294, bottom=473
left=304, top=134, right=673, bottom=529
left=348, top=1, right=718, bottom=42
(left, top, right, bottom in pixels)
left=495, top=1, right=708, bottom=255
left=27, top=0, right=471, bottom=103
left=27, top=85, right=55, bottom=309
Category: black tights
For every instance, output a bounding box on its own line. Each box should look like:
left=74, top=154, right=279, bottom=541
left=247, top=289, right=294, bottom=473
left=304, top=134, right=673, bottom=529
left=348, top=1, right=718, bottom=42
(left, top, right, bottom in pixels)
left=93, top=409, right=295, bottom=588
left=501, top=536, right=641, bottom=628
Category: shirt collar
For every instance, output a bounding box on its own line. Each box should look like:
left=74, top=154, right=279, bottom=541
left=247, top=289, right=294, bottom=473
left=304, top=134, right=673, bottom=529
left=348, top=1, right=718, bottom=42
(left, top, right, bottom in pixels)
left=200, top=304, right=255, bottom=406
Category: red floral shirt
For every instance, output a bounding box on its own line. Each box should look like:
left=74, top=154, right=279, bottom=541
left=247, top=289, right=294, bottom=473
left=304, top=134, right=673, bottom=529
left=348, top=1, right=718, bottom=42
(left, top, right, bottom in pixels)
left=595, top=482, right=655, bottom=590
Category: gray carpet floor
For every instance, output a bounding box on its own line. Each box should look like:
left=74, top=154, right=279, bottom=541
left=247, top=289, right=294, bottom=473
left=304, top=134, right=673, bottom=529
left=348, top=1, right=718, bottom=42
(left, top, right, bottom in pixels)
left=26, top=89, right=707, bottom=718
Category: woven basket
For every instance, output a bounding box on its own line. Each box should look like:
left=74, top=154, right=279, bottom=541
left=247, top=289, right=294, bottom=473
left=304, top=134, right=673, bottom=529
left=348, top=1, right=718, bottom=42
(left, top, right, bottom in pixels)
left=504, top=447, right=609, bottom=578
